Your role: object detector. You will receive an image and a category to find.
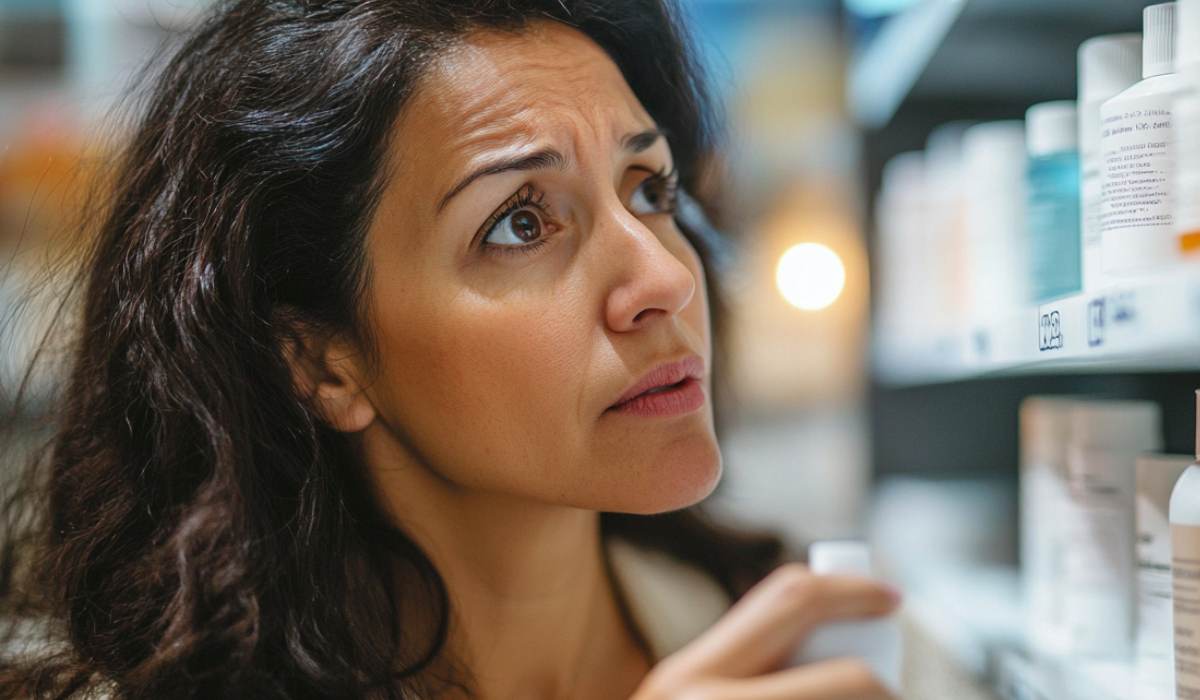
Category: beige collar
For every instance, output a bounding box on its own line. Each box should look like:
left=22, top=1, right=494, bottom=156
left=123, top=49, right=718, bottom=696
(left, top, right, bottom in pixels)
left=605, top=538, right=732, bottom=661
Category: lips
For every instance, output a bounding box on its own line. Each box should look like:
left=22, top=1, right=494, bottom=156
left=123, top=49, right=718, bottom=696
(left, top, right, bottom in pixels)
left=609, top=355, right=706, bottom=410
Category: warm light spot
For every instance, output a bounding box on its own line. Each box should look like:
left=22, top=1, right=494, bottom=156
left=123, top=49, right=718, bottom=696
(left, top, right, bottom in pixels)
left=775, top=243, right=846, bottom=311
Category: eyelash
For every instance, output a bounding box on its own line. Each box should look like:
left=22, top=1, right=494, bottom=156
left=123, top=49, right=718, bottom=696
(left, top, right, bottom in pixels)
left=645, top=164, right=680, bottom=213
left=478, top=185, right=553, bottom=257
left=477, top=166, right=681, bottom=258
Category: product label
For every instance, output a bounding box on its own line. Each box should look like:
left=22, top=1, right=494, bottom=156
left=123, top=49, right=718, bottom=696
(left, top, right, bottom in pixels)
left=1100, top=93, right=1176, bottom=271
left=1175, top=523, right=1200, bottom=699
left=1140, top=492, right=1176, bottom=647
left=1081, top=163, right=1103, bottom=289
left=1082, top=163, right=1102, bottom=247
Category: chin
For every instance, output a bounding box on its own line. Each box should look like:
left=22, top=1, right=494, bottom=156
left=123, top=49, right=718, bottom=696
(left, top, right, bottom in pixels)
left=616, top=434, right=723, bottom=515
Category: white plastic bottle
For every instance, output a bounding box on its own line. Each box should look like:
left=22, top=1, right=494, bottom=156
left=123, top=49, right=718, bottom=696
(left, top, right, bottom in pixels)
left=875, top=152, right=929, bottom=347
left=1078, top=33, right=1142, bottom=291
left=1135, top=453, right=1193, bottom=700
left=1174, top=0, right=1200, bottom=259
left=1062, top=399, right=1162, bottom=657
left=1100, top=3, right=1182, bottom=276
left=1170, top=391, right=1200, bottom=700
left=794, top=541, right=903, bottom=696
left=963, top=121, right=1030, bottom=318
left=925, top=122, right=974, bottom=333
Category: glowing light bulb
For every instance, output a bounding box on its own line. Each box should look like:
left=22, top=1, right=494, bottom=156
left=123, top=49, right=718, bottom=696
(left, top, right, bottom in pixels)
left=775, top=243, right=845, bottom=311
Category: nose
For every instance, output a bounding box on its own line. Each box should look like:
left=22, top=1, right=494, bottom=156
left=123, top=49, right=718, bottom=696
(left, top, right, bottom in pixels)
left=600, top=201, right=697, bottom=333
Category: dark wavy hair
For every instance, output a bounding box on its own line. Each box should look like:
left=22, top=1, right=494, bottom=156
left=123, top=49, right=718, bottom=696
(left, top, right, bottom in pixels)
left=0, top=1, right=782, bottom=697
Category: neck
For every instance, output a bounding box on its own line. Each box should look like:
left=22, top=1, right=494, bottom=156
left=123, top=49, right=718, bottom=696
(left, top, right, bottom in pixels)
left=358, top=426, right=651, bottom=699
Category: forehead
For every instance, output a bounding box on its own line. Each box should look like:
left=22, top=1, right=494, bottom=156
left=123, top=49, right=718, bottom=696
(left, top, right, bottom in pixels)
left=396, top=21, right=656, bottom=165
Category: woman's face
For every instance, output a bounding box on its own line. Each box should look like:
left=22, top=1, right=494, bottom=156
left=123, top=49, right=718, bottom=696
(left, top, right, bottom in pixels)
left=352, top=21, right=720, bottom=514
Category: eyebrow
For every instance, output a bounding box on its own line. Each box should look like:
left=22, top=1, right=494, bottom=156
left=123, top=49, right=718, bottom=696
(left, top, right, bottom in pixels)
left=622, top=128, right=665, bottom=154
left=435, top=128, right=666, bottom=213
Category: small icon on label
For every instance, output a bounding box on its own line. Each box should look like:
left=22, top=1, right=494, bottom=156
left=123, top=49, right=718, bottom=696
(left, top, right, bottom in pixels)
left=1111, top=291, right=1136, bottom=324
left=1039, top=310, right=1064, bottom=352
left=1087, top=298, right=1105, bottom=348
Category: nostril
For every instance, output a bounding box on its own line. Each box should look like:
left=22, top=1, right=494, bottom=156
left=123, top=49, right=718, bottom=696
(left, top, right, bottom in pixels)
left=632, top=308, right=660, bottom=325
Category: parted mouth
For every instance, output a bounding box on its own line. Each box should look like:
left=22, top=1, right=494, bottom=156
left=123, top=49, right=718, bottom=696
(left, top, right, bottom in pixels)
left=608, top=354, right=705, bottom=410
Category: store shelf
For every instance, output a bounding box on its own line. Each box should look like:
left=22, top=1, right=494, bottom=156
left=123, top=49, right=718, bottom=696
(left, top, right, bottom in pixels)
left=847, top=0, right=1143, bottom=127
left=901, top=566, right=1138, bottom=700
left=874, top=271, right=1200, bottom=386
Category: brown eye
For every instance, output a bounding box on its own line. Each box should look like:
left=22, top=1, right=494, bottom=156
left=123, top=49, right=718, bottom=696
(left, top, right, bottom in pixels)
left=485, top=207, right=544, bottom=247
left=643, top=180, right=667, bottom=207
left=511, top=210, right=540, bottom=242
left=630, top=171, right=678, bottom=216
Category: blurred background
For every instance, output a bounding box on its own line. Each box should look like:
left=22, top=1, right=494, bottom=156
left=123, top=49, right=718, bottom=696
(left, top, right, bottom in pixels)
left=3, top=1, right=1200, bottom=698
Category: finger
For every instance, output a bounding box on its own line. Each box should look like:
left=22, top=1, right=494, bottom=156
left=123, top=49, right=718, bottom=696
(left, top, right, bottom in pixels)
left=667, top=564, right=901, bottom=678
left=688, top=658, right=895, bottom=700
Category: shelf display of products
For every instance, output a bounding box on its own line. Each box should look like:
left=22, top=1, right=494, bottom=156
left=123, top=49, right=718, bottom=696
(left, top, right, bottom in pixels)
left=864, top=2, right=1200, bottom=698
left=1012, top=393, right=1199, bottom=700
left=873, top=1, right=1200, bottom=385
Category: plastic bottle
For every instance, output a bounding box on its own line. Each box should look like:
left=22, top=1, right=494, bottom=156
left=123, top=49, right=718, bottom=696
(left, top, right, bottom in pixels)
left=794, top=541, right=903, bottom=695
left=1174, top=0, right=1200, bottom=259
left=1170, top=391, right=1200, bottom=700
left=875, top=152, right=928, bottom=345
left=925, top=122, right=974, bottom=330
left=1078, top=34, right=1142, bottom=291
left=963, top=121, right=1030, bottom=318
left=1134, top=453, right=1193, bottom=700
left=1026, top=102, right=1082, bottom=301
left=1100, top=3, right=1182, bottom=276
left=1062, top=399, right=1162, bottom=657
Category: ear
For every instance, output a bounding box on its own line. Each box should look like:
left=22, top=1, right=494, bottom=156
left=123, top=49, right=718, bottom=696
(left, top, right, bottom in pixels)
left=281, top=328, right=377, bottom=433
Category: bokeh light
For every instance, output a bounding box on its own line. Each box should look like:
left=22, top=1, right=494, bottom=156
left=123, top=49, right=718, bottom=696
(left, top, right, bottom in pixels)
left=775, top=242, right=846, bottom=311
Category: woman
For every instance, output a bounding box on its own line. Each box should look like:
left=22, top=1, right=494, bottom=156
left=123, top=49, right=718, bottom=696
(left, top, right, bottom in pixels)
left=0, top=1, right=900, bottom=697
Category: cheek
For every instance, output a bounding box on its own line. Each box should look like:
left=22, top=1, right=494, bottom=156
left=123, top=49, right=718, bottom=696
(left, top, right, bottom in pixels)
left=361, top=226, right=721, bottom=513
left=369, top=290, right=592, bottom=493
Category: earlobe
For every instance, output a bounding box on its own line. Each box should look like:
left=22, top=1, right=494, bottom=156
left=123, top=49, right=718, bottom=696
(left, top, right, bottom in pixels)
left=314, top=379, right=377, bottom=433
left=282, top=331, right=377, bottom=433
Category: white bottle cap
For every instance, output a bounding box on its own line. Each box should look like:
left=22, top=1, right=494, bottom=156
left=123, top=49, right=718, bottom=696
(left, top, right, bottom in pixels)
left=1180, top=0, right=1200, bottom=71
left=880, top=150, right=925, bottom=195
left=1026, top=101, right=1078, bottom=156
left=1068, top=399, right=1163, bottom=452
left=1143, top=3, right=1177, bottom=78
left=962, top=120, right=1026, bottom=177
left=1078, top=34, right=1143, bottom=104
left=809, top=541, right=871, bottom=576
left=925, top=121, right=973, bottom=190
left=926, top=121, right=974, bottom=164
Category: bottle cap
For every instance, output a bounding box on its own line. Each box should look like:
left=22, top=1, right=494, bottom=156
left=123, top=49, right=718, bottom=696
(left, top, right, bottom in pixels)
left=880, top=151, right=925, bottom=195
left=1069, top=399, right=1163, bottom=452
left=924, top=121, right=974, bottom=194
left=809, top=541, right=871, bottom=576
left=1194, top=389, right=1199, bottom=460
left=1143, top=3, right=1177, bottom=78
left=1180, top=0, right=1200, bottom=71
left=1079, top=34, right=1143, bottom=104
left=963, top=120, right=1026, bottom=177
left=1026, top=101, right=1078, bottom=156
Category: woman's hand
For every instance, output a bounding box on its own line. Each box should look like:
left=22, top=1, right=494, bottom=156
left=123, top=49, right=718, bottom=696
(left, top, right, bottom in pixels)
left=631, top=563, right=902, bottom=700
